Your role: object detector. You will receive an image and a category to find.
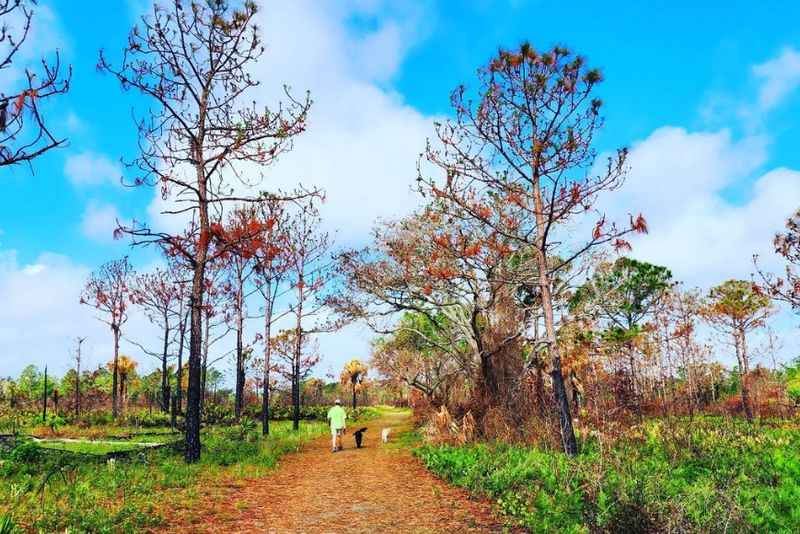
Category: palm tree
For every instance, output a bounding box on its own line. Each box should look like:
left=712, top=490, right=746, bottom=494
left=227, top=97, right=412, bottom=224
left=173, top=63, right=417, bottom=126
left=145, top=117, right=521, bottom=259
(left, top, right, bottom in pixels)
left=108, top=355, right=138, bottom=413
left=340, top=360, right=368, bottom=409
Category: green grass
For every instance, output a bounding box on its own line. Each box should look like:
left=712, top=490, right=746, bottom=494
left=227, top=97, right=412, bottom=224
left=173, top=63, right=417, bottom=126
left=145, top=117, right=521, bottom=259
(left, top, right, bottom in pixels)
left=414, top=417, right=800, bottom=533
left=0, top=419, right=327, bottom=533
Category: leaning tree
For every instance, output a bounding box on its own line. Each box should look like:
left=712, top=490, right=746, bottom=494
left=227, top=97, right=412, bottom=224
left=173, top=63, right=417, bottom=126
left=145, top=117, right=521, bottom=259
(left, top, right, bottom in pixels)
left=99, top=0, right=311, bottom=462
left=0, top=0, right=70, bottom=168
left=416, top=43, right=647, bottom=455
left=80, top=257, right=134, bottom=419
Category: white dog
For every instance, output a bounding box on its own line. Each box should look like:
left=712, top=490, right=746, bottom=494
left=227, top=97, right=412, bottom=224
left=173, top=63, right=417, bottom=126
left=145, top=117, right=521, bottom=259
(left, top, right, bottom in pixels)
left=381, top=427, right=391, bottom=443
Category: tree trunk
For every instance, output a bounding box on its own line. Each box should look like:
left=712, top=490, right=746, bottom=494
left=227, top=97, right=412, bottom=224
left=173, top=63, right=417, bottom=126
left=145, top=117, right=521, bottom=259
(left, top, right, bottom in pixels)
left=42, top=366, right=48, bottom=420
left=185, top=207, right=209, bottom=462
left=111, top=326, right=120, bottom=419
left=738, top=328, right=754, bottom=422
left=185, top=288, right=205, bottom=462
left=479, top=353, right=500, bottom=400
left=201, top=314, right=210, bottom=412
left=530, top=171, right=578, bottom=456
left=352, top=382, right=357, bottom=410
left=235, top=286, right=245, bottom=419
left=262, top=278, right=273, bottom=436
left=161, top=313, right=171, bottom=413
left=171, top=391, right=177, bottom=430
left=75, top=346, right=81, bottom=419
left=292, top=281, right=304, bottom=431
left=177, top=307, right=187, bottom=414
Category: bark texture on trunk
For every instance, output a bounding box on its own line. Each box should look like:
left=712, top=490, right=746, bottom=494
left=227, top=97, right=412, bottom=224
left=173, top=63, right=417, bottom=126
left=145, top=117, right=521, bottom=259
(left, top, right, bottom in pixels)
left=185, top=289, right=204, bottom=462
left=185, top=150, right=209, bottom=462
left=531, top=169, right=578, bottom=456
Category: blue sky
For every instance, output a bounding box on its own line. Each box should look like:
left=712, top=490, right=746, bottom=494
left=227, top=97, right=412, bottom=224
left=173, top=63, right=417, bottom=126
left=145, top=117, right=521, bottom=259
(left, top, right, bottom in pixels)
left=2, top=0, right=800, bottom=379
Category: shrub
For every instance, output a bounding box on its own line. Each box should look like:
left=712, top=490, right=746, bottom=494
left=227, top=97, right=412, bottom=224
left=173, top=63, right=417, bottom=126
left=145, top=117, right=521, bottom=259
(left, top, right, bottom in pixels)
left=415, top=417, right=800, bottom=533
left=120, top=410, right=172, bottom=428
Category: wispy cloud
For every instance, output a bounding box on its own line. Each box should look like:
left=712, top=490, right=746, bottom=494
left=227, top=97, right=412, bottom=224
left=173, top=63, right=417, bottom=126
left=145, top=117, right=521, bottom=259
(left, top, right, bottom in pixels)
left=81, top=200, right=122, bottom=243
left=64, top=151, right=122, bottom=187
left=753, top=46, right=800, bottom=112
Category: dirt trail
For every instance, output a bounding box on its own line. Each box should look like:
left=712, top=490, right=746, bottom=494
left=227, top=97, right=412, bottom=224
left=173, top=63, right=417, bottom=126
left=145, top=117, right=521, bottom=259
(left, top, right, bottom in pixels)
left=166, top=410, right=509, bottom=533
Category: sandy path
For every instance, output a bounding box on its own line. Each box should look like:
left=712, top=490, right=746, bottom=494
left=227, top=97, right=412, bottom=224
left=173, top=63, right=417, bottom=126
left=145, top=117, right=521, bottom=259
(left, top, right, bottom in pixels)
left=165, top=411, right=510, bottom=533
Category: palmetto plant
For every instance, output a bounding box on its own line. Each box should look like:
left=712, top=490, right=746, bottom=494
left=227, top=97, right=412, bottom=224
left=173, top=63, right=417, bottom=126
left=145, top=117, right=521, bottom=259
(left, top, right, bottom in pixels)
left=340, top=360, right=368, bottom=409
left=107, top=355, right=138, bottom=413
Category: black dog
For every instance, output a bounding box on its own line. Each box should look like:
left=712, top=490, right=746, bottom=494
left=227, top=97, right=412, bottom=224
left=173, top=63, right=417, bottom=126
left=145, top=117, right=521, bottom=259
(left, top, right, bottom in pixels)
left=353, top=427, right=368, bottom=448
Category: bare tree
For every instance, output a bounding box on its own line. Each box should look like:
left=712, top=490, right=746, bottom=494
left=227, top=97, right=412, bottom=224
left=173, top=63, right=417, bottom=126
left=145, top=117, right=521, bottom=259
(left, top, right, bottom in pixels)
left=99, top=0, right=311, bottom=462
left=252, top=199, right=289, bottom=435
left=271, top=329, right=321, bottom=419
left=80, top=257, right=134, bottom=419
left=284, top=201, right=337, bottom=430
left=216, top=207, right=265, bottom=419
left=72, top=336, right=86, bottom=418
left=0, top=0, right=70, bottom=168
left=130, top=265, right=184, bottom=412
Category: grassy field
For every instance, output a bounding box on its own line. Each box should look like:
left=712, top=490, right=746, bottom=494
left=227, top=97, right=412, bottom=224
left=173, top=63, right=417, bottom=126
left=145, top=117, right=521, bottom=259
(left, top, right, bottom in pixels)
left=0, top=419, right=327, bottom=533
left=414, top=417, right=800, bottom=533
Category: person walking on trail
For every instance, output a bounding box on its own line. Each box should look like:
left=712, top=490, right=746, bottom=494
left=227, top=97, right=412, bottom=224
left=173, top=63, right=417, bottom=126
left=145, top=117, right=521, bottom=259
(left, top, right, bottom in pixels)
left=327, top=399, right=347, bottom=452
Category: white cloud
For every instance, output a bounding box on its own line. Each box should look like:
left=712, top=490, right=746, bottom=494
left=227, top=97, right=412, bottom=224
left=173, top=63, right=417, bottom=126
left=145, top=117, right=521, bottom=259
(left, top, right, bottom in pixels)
left=64, top=151, right=122, bottom=187
left=595, top=126, right=800, bottom=365
left=148, top=0, right=438, bottom=246
left=604, top=126, right=796, bottom=288
left=753, top=47, right=800, bottom=112
left=81, top=201, right=122, bottom=243
left=0, top=250, right=174, bottom=379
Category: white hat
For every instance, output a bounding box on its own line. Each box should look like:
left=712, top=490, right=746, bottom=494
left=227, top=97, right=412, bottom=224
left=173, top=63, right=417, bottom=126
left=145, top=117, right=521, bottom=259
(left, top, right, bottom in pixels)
left=335, top=399, right=341, bottom=405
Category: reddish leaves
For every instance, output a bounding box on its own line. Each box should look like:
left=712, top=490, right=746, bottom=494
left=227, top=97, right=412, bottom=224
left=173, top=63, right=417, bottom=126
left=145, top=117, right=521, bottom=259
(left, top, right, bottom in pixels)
left=631, top=213, right=649, bottom=234
left=592, top=217, right=606, bottom=240
left=612, top=239, right=632, bottom=253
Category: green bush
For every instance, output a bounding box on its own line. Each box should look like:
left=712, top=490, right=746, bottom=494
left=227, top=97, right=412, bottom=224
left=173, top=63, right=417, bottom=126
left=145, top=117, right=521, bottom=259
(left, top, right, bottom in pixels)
left=415, top=418, right=800, bottom=533
left=81, top=411, right=114, bottom=427
left=118, top=410, right=171, bottom=428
